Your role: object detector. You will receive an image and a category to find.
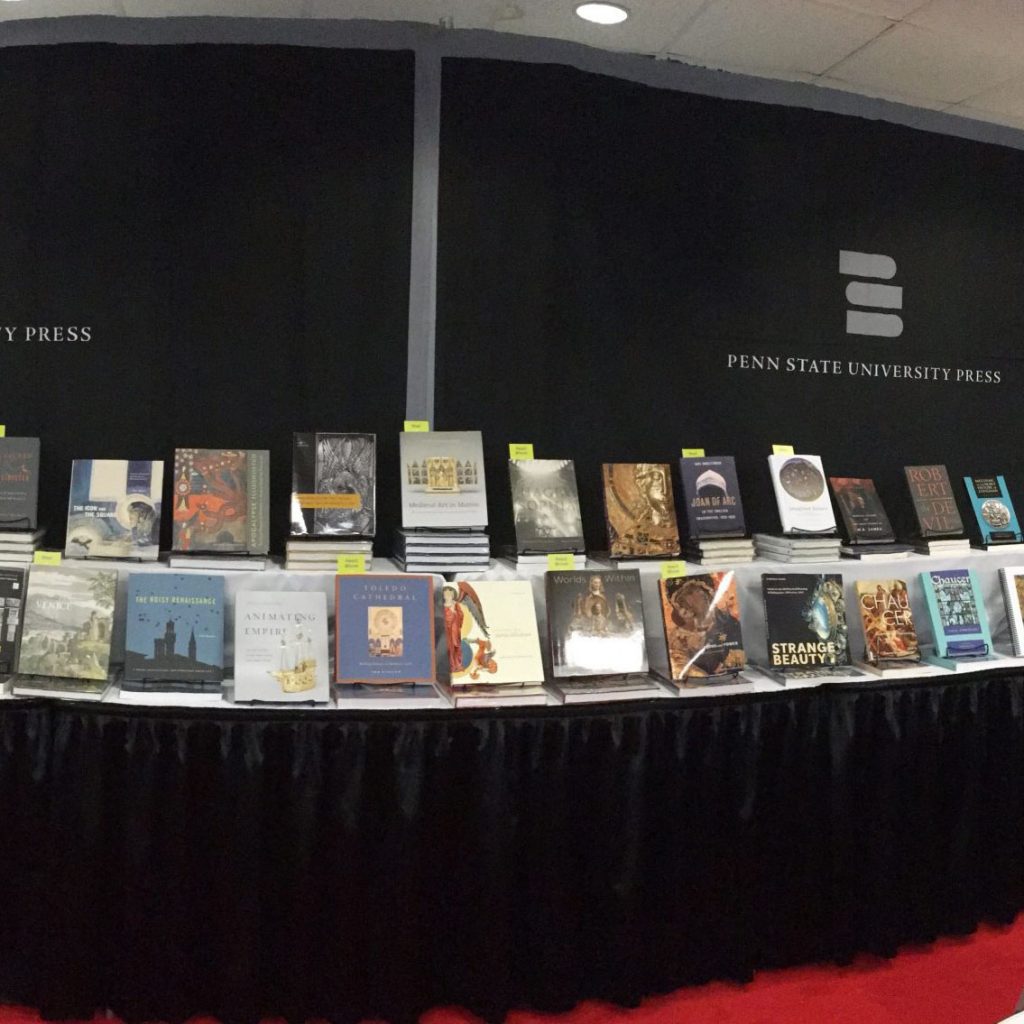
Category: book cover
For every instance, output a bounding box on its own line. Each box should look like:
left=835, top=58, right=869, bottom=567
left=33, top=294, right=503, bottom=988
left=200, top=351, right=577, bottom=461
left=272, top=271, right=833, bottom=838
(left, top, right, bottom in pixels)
left=290, top=432, right=376, bottom=538
left=509, top=459, right=585, bottom=553
left=601, top=463, right=681, bottom=558
left=659, top=571, right=745, bottom=681
left=335, top=574, right=436, bottom=684
left=855, top=579, right=921, bottom=665
left=546, top=569, right=648, bottom=678
left=920, top=568, right=990, bottom=659
left=439, top=579, right=544, bottom=686
left=828, top=477, right=896, bottom=545
left=172, top=449, right=270, bottom=555
left=963, top=475, right=1022, bottom=545
left=399, top=431, right=488, bottom=529
left=235, top=591, right=330, bottom=702
left=17, top=566, right=116, bottom=681
left=904, top=465, right=964, bottom=538
left=65, top=459, right=163, bottom=560
left=0, top=438, right=40, bottom=530
left=124, top=574, right=224, bottom=690
left=678, top=457, right=746, bottom=539
left=761, top=573, right=850, bottom=670
left=0, top=568, right=25, bottom=675
left=999, top=567, right=1024, bottom=657
left=768, top=454, right=837, bottom=535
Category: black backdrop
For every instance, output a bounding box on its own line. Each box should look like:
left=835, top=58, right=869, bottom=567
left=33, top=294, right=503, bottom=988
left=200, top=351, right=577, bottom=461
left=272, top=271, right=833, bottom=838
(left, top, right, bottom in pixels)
left=0, top=43, right=414, bottom=553
left=436, top=58, right=1024, bottom=550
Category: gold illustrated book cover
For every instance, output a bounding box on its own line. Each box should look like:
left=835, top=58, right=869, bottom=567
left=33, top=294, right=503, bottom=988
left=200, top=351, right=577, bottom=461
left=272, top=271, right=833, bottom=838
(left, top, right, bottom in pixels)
left=602, top=463, right=681, bottom=558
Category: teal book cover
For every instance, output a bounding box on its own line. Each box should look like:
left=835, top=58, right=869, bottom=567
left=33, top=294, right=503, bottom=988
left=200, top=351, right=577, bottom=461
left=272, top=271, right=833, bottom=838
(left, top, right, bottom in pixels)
left=963, top=476, right=1021, bottom=545
left=920, top=568, right=990, bottom=658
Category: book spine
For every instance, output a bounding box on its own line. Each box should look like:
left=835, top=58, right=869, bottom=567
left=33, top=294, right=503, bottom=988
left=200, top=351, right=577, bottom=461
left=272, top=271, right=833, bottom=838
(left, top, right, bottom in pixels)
left=247, top=450, right=270, bottom=555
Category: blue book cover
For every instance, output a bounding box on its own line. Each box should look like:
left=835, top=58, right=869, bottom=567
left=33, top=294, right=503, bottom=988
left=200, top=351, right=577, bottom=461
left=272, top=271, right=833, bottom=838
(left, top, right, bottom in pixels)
left=963, top=475, right=1022, bottom=545
left=678, top=457, right=746, bottom=538
left=920, top=568, right=991, bottom=659
left=124, top=573, right=224, bottom=690
left=335, top=574, right=436, bottom=684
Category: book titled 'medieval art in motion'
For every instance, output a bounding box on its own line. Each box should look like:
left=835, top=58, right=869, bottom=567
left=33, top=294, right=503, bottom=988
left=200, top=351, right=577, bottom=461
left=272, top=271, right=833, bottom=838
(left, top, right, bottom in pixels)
left=657, top=571, right=746, bottom=687
left=0, top=437, right=40, bottom=531
left=290, top=432, right=376, bottom=538
left=234, top=591, right=330, bottom=703
left=509, top=459, right=585, bottom=554
left=123, top=574, right=224, bottom=693
left=65, top=459, right=163, bottom=561
left=601, top=463, right=681, bottom=559
left=761, top=573, right=851, bottom=677
left=399, top=430, right=488, bottom=529
left=855, top=579, right=921, bottom=670
left=0, top=568, right=24, bottom=676
left=920, top=569, right=991, bottom=661
left=963, top=475, right=1023, bottom=548
left=768, top=454, right=837, bottom=535
left=171, top=448, right=270, bottom=556
left=999, top=567, right=1024, bottom=657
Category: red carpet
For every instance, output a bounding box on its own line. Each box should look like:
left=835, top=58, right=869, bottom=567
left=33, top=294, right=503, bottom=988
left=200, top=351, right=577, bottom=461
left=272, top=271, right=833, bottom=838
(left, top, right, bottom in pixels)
left=3, top=917, right=1023, bottom=1024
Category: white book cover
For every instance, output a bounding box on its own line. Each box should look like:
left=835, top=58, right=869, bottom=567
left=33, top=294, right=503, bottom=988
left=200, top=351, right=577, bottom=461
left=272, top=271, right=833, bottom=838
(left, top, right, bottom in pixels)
left=399, top=431, right=488, bottom=529
left=234, top=591, right=330, bottom=702
left=1000, top=567, right=1024, bottom=657
left=767, top=455, right=838, bottom=535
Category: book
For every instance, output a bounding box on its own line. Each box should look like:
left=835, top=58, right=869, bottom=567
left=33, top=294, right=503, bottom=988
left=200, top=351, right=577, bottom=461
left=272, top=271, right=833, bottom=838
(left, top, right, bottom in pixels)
left=828, top=477, right=896, bottom=544
left=172, top=448, right=270, bottom=555
left=0, top=568, right=25, bottom=676
left=999, top=567, right=1024, bottom=657
left=761, top=573, right=851, bottom=673
left=919, top=569, right=990, bottom=659
left=234, top=591, right=330, bottom=702
left=65, top=459, right=163, bottom=561
left=854, top=579, right=921, bottom=666
left=335, top=574, right=436, bottom=684
left=439, top=682, right=548, bottom=708
left=440, top=580, right=544, bottom=687
left=17, top=566, right=117, bottom=682
left=0, top=437, right=40, bottom=530
left=839, top=543, right=912, bottom=560
left=546, top=569, right=648, bottom=678
left=904, top=465, right=964, bottom=539
left=546, top=677, right=664, bottom=703
left=290, top=432, right=376, bottom=538
left=658, top=571, right=745, bottom=684
left=601, top=463, right=681, bottom=558
left=678, top=457, right=746, bottom=539
left=0, top=529, right=45, bottom=546
left=508, top=459, right=585, bottom=554
left=767, top=454, right=837, bottom=535
left=123, top=574, right=224, bottom=692
left=399, top=431, right=487, bottom=529
left=963, top=475, right=1022, bottom=546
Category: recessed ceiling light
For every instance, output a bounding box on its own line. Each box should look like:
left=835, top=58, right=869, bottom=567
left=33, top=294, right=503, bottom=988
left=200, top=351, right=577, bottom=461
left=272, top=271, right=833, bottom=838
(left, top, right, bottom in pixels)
left=574, top=2, right=629, bottom=25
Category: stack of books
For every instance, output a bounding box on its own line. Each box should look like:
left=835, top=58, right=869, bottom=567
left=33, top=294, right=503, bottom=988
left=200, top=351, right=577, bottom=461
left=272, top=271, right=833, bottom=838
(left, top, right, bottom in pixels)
left=0, top=527, right=45, bottom=569
left=393, top=529, right=490, bottom=574
left=285, top=538, right=373, bottom=572
left=503, top=548, right=586, bottom=570
left=0, top=436, right=42, bottom=569
left=915, top=537, right=971, bottom=556
left=754, top=533, right=841, bottom=563
left=679, top=455, right=753, bottom=567
left=682, top=537, right=755, bottom=566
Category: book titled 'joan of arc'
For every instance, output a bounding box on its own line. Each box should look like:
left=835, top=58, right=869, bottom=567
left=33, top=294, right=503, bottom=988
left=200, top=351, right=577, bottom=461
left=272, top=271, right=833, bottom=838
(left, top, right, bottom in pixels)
left=602, top=463, right=681, bottom=558
left=761, top=573, right=850, bottom=672
left=678, top=457, right=746, bottom=539
left=290, top=432, right=376, bottom=538
left=904, top=465, right=964, bottom=538
left=172, top=448, right=270, bottom=555
left=0, top=438, right=40, bottom=531
left=509, top=459, right=585, bottom=554
left=828, top=477, right=896, bottom=545
left=0, top=568, right=25, bottom=675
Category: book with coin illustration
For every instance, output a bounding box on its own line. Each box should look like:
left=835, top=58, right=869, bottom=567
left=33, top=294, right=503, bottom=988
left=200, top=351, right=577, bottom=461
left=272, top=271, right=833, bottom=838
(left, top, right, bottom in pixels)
left=963, top=475, right=1022, bottom=547
left=601, top=463, right=681, bottom=558
left=768, top=454, right=837, bottom=535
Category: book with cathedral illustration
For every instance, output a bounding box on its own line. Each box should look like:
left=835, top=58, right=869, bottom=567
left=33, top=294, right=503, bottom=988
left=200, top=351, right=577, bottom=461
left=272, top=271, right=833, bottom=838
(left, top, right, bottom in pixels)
left=601, top=463, right=681, bottom=558
left=290, top=432, right=376, bottom=538
left=123, top=574, right=224, bottom=693
left=399, top=431, right=487, bottom=529
left=0, top=568, right=25, bottom=677
left=64, top=459, right=163, bottom=561
left=171, top=448, right=270, bottom=555
left=768, top=454, right=837, bottom=535
left=919, top=569, right=990, bottom=661
left=828, top=477, right=895, bottom=545
left=761, top=573, right=851, bottom=676
left=904, top=465, right=965, bottom=540
left=234, top=591, right=330, bottom=703
left=678, top=457, right=746, bottom=539
left=509, top=459, right=585, bottom=554
left=963, top=475, right=1023, bottom=548
left=0, top=437, right=40, bottom=531
left=854, top=579, right=922, bottom=669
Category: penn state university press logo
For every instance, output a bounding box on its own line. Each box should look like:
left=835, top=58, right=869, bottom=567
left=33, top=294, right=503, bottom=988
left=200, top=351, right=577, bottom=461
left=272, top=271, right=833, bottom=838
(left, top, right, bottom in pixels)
left=839, top=250, right=903, bottom=338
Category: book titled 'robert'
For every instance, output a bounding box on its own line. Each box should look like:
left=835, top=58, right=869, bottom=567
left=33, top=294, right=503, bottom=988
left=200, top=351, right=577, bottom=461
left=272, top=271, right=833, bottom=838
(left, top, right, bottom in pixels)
left=904, top=465, right=964, bottom=538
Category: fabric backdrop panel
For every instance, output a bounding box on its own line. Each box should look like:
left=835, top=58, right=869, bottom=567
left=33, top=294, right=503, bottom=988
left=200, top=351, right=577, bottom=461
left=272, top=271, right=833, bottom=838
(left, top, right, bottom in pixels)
left=0, top=43, right=414, bottom=552
left=436, top=58, right=1024, bottom=551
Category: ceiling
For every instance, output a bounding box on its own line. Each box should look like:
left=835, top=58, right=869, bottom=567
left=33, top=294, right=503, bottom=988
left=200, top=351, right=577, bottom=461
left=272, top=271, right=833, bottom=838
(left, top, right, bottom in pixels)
left=3, top=0, right=1024, bottom=132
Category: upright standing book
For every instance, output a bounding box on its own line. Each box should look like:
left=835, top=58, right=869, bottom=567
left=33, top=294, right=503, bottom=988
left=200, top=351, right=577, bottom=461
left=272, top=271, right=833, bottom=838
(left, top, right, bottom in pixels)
left=290, top=432, right=376, bottom=538
left=0, top=568, right=25, bottom=675
left=399, top=431, right=488, bottom=529
left=919, top=569, right=990, bottom=660
left=678, top=457, right=746, bottom=539
left=0, top=437, right=40, bottom=530
left=963, top=475, right=1022, bottom=547
left=601, top=463, right=681, bottom=558
left=999, top=567, right=1024, bottom=657
left=904, top=465, right=964, bottom=538
left=768, top=454, right=837, bottom=535
left=828, top=477, right=896, bottom=545
left=761, top=573, right=850, bottom=674
left=509, top=459, right=585, bottom=554
left=855, top=579, right=921, bottom=668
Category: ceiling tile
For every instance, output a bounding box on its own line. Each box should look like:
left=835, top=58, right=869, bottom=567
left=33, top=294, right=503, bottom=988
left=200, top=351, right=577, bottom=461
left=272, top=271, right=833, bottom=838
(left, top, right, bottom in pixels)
left=907, top=0, right=1024, bottom=56
left=813, top=0, right=928, bottom=17
left=0, top=0, right=118, bottom=19
left=813, top=73, right=950, bottom=111
left=665, top=0, right=889, bottom=76
left=958, top=72, right=1024, bottom=117
left=120, top=0, right=304, bottom=16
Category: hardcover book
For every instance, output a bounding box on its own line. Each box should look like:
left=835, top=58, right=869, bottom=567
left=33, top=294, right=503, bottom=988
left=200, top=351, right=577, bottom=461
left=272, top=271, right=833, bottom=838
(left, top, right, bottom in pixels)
left=768, top=454, right=837, bottom=535
left=761, top=573, right=850, bottom=671
left=546, top=569, right=648, bottom=678
left=17, top=566, right=116, bottom=681
left=172, top=449, right=270, bottom=555
left=659, top=571, right=745, bottom=682
left=290, top=432, right=376, bottom=538
left=601, top=463, right=681, bottom=558
left=124, top=574, right=224, bottom=691
left=335, top=574, right=436, bottom=684
left=828, top=477, right=896, bottom=545
left=399, top=431, right=487, bottom=529
left=0, top=568, right=24, bottom=675
left=440, top=579, right=544, bottom=686
left=509, top=459, right=585, bottom=554
left=65, top=459, right=163, bottom=561
left=919, top=569, right=990, bottom=659
left=904, top=465, right=964, bottom=538
left=678, top=457, right=746, bottom=539
left=963, top=475, right=1022, bottom=545
left=234, top=591, right=330, bottom=702
left=999, top=567, right=1024, bottom=658
left=0, top=438, right=40, bottom=530
left=855, top=579, right=921, bottom=666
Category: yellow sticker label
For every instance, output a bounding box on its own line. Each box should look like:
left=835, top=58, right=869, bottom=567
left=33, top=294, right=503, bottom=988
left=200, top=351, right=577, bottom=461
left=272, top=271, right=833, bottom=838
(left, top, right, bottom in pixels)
left=33, top=551, right=61, bottom=566
left=0, top=425, right=5, bottom=438
left=296, top=493, right=361, bottom=510
left=660, top=560, right=687, bottom=580
left=404, top=420, right=429, bottom=432
left=680, top=448, right=705, bottom=458
left=546, top=553, right=576, bottom=571
left=508, top=443, right=535, bottom=460
left=336, top=555, right=366, bottom=574
left=772, top=444, right=795, bottom=456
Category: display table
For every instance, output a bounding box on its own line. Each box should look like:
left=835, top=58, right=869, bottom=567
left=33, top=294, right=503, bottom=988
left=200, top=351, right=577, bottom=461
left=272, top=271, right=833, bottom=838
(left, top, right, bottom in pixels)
left=1, top=668, right=1022, bottom=1024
